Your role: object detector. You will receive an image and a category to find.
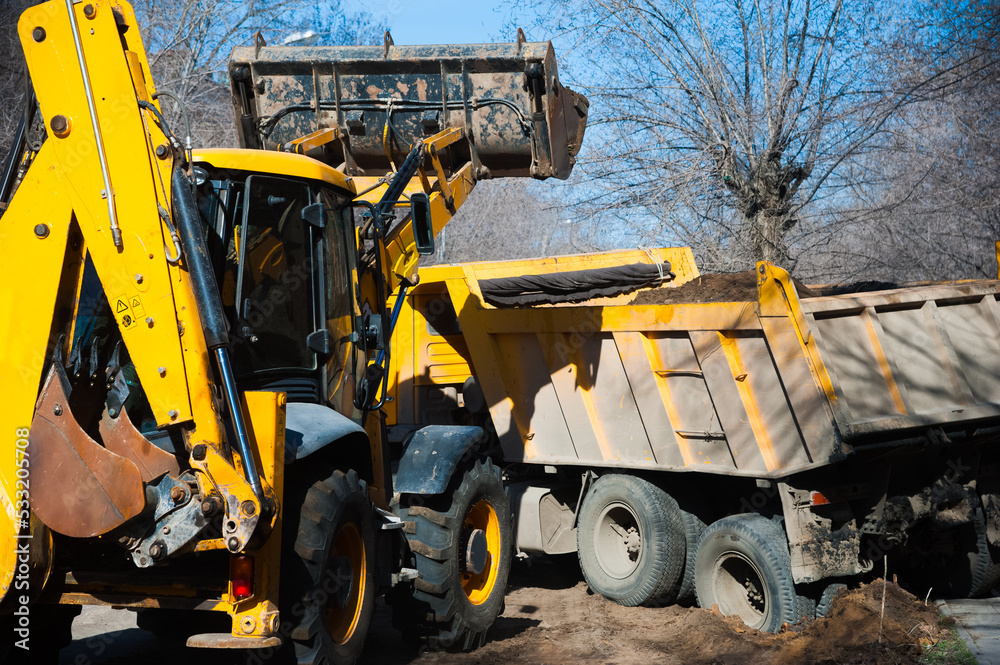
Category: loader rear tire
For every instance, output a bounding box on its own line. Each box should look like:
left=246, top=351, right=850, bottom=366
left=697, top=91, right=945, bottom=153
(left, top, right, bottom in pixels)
left=695, top=514, right=815, bottom=632
left=282, top=469, right=377, bottom=665
left=576, top=474, right=685, bottom=607
left=394, top=458, right=511, bottom=651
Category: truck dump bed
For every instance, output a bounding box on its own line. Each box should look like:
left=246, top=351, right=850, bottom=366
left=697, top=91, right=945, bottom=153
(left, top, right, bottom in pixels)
left=389, top=251, right=1000, bottom=478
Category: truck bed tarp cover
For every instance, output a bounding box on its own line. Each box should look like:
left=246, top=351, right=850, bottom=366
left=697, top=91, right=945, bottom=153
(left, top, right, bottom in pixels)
left=479, top=262, right=674, bottom=307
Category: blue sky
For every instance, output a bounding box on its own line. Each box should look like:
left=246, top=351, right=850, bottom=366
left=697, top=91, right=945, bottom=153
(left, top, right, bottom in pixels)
left=350, top=1, right=514, bottom=45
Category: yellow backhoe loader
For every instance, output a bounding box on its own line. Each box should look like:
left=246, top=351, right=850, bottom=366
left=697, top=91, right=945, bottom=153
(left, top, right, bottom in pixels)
left=0, top=1, right=586, bottom=662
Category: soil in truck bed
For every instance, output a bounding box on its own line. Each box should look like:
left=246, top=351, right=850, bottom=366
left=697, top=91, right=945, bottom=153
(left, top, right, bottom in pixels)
left=631, top=270, right=772, bottom=304
left=631, top=270, right=917, bottom=305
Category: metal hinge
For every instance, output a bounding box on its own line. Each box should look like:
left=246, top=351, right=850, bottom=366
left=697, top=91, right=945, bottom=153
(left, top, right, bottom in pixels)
left=391, top=568, right=419, bottom=586
left=375, top=507, right=405, bottom=530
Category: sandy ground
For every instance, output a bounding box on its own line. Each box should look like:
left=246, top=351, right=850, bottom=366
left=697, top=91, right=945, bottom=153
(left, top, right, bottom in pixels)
left=364, top=557, right=947, bottom=665
left=60, top=555, right=951, bottom=665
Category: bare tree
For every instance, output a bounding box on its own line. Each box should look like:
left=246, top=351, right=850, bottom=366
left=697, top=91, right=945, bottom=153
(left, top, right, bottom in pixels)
left=135, top=0, right=386, bottom=149
left=425, top=179, right=589, bottom=264
left=837, top=0, right=1000, bottom=281
left=514, top=0, right=924, bottom=271
left=0, top=0, right=35, bottom=152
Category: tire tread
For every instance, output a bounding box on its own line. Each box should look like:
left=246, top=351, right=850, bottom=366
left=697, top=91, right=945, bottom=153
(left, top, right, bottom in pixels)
left=576, top=474, right=686, bottom=607
left=283, top=469, right=377, bottom=665
left=393, top=458, right=511, bottom=652
left=694, top=513, right=814, bottom=632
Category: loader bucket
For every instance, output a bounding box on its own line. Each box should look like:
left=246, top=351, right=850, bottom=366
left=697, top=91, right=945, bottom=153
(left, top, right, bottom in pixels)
left=229, top=40, right=588, bottom=180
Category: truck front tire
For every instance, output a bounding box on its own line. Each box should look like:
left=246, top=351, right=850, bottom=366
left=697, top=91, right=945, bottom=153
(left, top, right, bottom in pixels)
left=576, top=474, right=685, bottom=606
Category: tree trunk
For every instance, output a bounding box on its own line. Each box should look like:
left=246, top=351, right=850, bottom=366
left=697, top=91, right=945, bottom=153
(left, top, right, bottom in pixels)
left=749, top=211, right=790, bottom=266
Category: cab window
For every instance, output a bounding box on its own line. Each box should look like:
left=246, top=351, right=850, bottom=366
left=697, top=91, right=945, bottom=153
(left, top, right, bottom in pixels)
left=229, top=175, right=316, bottom=372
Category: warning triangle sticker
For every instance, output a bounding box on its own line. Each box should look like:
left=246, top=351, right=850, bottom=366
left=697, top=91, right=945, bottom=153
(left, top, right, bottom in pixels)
left=116, top=299, right=129, bottom=313
left=131, top=298, right=141, bottom=308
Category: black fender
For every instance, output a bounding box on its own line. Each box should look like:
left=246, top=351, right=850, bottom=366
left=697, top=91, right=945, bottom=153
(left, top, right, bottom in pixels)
left=284, top=402, right=366, bottom=461
left=394, top=425, right=485, bottom=495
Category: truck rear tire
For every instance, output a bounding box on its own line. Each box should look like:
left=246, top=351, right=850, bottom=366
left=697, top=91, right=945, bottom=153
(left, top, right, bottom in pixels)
left=394, top=458, right=511, bottom=651
left=576, top=474, right=685, bottom=607
left=673, top=500, right=708, bottom=605
left=816, top=582, right=848, bottom=618
left=909, top=503, right=1000, bottom=599
left=282, top=469, right=377, bottom=665
left=695, top=514, right=815, bottom=632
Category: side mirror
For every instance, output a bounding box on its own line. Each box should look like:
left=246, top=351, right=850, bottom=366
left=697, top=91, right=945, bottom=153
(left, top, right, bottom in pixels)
left=410, top=192, right=435, bottom=255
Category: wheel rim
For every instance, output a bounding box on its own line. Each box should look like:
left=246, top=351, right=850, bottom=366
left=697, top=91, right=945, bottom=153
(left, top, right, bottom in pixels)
left=463, top=499, right=501, bottom=605
left=594, top=501, right=643, bottom=579
left=325, top=521, right=367, bottom=644
left=712, top=551, right=770, bottom=629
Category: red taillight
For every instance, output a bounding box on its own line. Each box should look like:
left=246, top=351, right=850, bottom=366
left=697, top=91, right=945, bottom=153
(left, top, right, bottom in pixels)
left=231, top=554, right=254, bottom=601
left=810, top=491, right=831, bottom=506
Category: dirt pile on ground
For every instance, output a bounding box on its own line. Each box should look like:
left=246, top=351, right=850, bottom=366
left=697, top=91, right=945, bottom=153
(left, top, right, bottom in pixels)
left=740, top=581, right=945, bottom=665
left=363, top=561, right=950, bottom=665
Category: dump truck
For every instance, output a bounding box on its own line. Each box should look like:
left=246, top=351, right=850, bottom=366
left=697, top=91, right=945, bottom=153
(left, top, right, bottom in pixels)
left=384, top=247, right=1000, bottom=632
left=0, top=1, right=584, bottom=662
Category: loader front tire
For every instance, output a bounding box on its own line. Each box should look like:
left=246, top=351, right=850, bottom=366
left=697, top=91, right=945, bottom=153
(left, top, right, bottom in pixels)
left=394, top=458, right=511, bottom=651
left=282, top=469, right=377, bottom=665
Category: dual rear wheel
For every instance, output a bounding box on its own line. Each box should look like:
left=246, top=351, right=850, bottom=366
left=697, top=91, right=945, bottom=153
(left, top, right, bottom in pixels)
left=694, top=514, right=815, bottom=632
left=576, top=474, right=687, bottom=606
left=575, top=475, right=812, bottom=632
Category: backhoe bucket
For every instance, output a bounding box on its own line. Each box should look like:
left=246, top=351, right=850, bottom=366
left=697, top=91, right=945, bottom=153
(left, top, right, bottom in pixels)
left=229, top=40, right=588, bottom=180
